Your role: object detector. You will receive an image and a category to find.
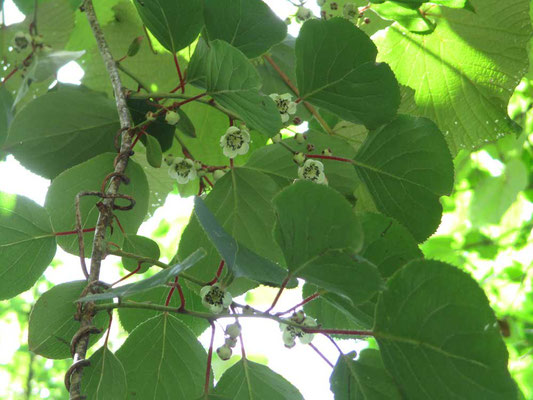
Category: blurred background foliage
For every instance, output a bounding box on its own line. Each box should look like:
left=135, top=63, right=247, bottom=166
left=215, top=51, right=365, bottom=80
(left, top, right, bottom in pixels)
left=0, top=0, right=532, bottom=399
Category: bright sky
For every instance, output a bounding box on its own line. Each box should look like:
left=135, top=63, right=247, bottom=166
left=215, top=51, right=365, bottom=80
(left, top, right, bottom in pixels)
left=0, top=1, right=364, bottom=399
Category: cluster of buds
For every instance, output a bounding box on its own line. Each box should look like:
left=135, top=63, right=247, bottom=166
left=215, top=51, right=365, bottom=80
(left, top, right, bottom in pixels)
left=270, top=93, right=297, bottom=123
left=220, top=125, right=251, bottom=158
left=200, top=283, right=232, bottom=314
left=280, top=311, right=317, bottom=348
left=217, top=322, right=242, bottom=361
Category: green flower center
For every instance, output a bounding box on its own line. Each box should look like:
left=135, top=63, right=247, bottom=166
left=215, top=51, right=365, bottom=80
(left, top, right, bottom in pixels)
left=225, top=132, right=245, bottom=150
left=302, top=164, right=321, bottom=181
left=205, top=286, right=226, bottom=306
left=275, top=98, right=290, bottom=113
left=174, top=160, right=191, bottom=178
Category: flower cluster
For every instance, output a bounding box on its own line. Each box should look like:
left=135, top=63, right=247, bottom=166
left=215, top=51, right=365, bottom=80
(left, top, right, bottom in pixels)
left=200, top=283, right=232, bottom=314
left=280, top=311, right=317, bottom=348
left=216, top=322, right=242, bottom=361
left=270, top=93, right=297, bottom=123
left=220, top=126, right=251, bottom=158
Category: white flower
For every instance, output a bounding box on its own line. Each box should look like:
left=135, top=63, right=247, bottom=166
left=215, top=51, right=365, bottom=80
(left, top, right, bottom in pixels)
left=280, top=315, right=318, bottom=348
left=165, top=111, right=180, bottom=125
left=168, top=157, right=197, bottom=184
left=296, top=6, right=313, bottom=22
left=269, top=93, right=297, bottom=123
left=200, top=283, right=233, bottom=314
left=220, top=126, right=251, bottom=158
left=298, top=159, right=326, bottom=184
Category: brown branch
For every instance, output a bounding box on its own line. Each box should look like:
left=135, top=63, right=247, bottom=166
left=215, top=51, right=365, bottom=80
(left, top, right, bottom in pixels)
left=67, top=1, right=134, bottom=398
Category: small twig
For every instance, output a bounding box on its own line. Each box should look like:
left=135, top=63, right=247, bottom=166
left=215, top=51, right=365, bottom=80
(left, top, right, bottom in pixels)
left=308, top=343, right=334, bottom=368
left=173, top=53, right=185, bottom=93
left=116, top=62, right=150, bottom=92
left=206, top=260, right=225, bottom=285
left=322, top=333, right=343, bottom=356
left=204, top=323, right=216, bottom=395
left=103, top=311, right=113, bottom=347
left=111, top=262, right=142, bottom=287
left=265, top=275, right=292, bottom=314
left=276, top=291, right=323, bottom=316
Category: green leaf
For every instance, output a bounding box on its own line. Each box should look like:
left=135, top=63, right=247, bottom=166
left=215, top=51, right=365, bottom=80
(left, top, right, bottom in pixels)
left=116, top=314, right=208, bottom=399
left=3, top=87, right=120, bottom=179
left=0, top=87, right=13, bottom=150
left=79, top=249, right=205, bottom=302
left=470, top=158, right=528, bottom=227
left=205, top=40, right=282, bottom=137
left=175, top=108, right=196, bottom=138
left=273, top=180, right=363, bottom=272
left=353, top=115, right=454, bottom=242
left=28, top=281, right=107, bottom=359
left=133, top=0, right=203, bottom=53
left=178, top=167, right=286, bottom=288
left=214, top=359, right=304, bottom=399
left=122, top=234, right=161, bottom=273
left=26, top=49, right=85, bottom=83
left=145, top=134, right=163, bottom=168
left=374, top=260, right=518, bottom=399
left=203, top=0, right=287, bottom=58
left=359, top=212, right=422, bottom=279
left=45, top=153, right=149, bottom=255
left=295, top=250, right=383, bottom=306
left=0, top=192, right=56, bottom=300
left=303, top=283, right=375, bottom=332
left=375, top=0, right=531, bottom=154
left=295, top=18, right=400, bottom=130
left=81, top=346, right=127, bottom=400
left=117, top=285, right=209, bottom=336
left=371, top=2, right=435, bottom=33
left=194, top=196, right=295, bottom=288
left=330, top=349, right=403, bottom=399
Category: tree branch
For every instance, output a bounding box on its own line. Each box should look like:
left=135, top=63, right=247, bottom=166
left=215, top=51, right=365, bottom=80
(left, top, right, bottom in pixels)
left=68, top=1, right=134, bottom=398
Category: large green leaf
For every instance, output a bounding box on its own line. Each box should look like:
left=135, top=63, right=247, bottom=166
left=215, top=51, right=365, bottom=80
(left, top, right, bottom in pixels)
left=116, top=314, right=208, bottom=399
left=214, top=359, right=304, bottom=399
left=203, top=0, right=287, bottom=58
left=3, top=87, right=119, bottom=179
left=117, top=286, right=209, bottom=336
left=330, top=349, right=403, bottom=399
left=295, top=251, right=383, bottom=306
left=79, top=249, right=205, bottom=302
left=374, top=260, right=517, bottom=399
left=375, top=0, right=531, bottom=154
left=133, top=0, right=203, bottom=53
left=178, top=167, right=285, bottom=287
left=81, top=346, right=127, bottom=400
left=45, top=153, right=149, bottom=255
left=28, top=281, right=107, bottom=359
left=0, top=193, right=56, bottom=300
left=205, top=40, right=282, bottom=137
left=273, top=180, right=363, bottom=271
left=193, top=196, right=295, bottom=288
left=353, top=115, right=454, bottom=242
left=295, top=18, right=400, bottom=130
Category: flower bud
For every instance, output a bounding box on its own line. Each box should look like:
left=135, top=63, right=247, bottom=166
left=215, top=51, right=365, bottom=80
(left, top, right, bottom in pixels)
left=272, top=133, right=282, bottom=144
left=330, top=2, right=338, bottom=10
left=293, top=116, right=303, bottom=125
left=217, top=345, right=232, bottom=361
left=306, top=143, right=315, bottom=152
left=225, top=337, right=238, bottom=348
left=296, top=6, right=313, bottom=22
left=295, top=133, right=307, bottom=144
left=127, top=36, right=143, bottom=57
left=293, top=152, right=306, bottom=166
left=194, top=160, right=203, bottom=170
left=165, top=110, right=180, bottom=125
left=226, top=322, right=242, bottom=339
left=322, top=148, right=333, bottom=156
left=146, top=111, right=156, bottom=122
left=291, top=310, right=306, bottom=324
left=213, top=169, right=226, bottom=182
left=317, top=0, right=326, bottom=6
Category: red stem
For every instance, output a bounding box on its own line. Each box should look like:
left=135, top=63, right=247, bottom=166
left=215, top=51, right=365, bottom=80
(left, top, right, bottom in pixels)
left=207, top=260, right=225, bottom=285
left=202, top=176, right=214, bottom=188
left=113, top=215, right=126, bottom=235
left=174, top=92, right=206, bottom=108
left=1, top=66, right=19, bottom=85
left=306, top=154, right=352, bottom=163
left=117, top=55, right=127, bottom=63
left=111, top=262, right=142, bottom=287
left=308, top=343, right=334, bottom=368
left=204, top=323, right=216, bottom=395
left=173, top=53, right=185, bottom=94
left=55, top=227, right=96, bottom=236
left=265, top=275, right=291, bottom=313
left=303, top=328, right=374, bottom=336
left=176, top=279, right=186, bottom=311
left=164, top=276, right=178, bottom=306
left=131, top=129, right=148, bottom=149
left=104, top=311, right=113, bottom=348
left=276, top=292, right=321, bottom=316
left=230, top=158, right=234, bottom=169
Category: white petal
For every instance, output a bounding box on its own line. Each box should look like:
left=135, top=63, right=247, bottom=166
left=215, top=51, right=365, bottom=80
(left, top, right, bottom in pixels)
left=280, top=93, right=292, bottom=101
left=188, top=168, right=198, bottom=180
left=287, top=102, right=297, bottom=115
left=241, top=130, right=251, bottom=142
left=315, top=173, right=326, bottom=185
left=176, top=175, right=189, bottom=184
left=226, top=126, right=241, bottom=135
left=297, top=166, right=305, bottom=180
left=222, top=292, right=233, bottom=307
left=299, top=333, right=315, bottom=344
left=269, top=93, right=279, bottom=100
left=223, top=146, right=238, bottom=158
left=210, top=304, right=223, bottom=314
left=281, top=113, right=289, bottom=123
left=168, top=167, right=178, bottom=179
left=236, top=142, right=249, bottom=156
left=220, top=134, right=227, bottom=146
left=200, top=286, right=211, bottom=297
